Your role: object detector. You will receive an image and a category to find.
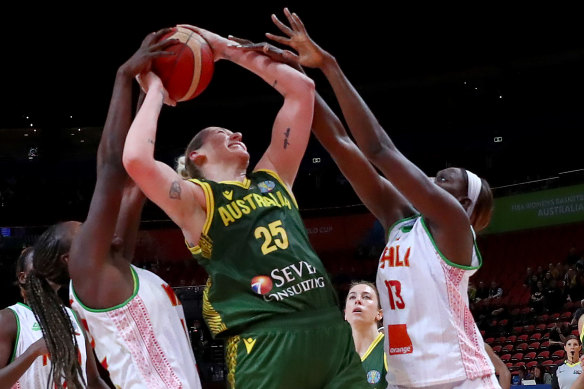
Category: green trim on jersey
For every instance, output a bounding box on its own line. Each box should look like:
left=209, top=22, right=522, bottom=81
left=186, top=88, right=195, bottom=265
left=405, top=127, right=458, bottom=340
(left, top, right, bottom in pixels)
left=71, top=266, right=140, bottom=312
left=6, top=306, right=21, bottom=363
left=187, top=170, right=338, bottom=338
left=385, top=215, right=419, bottom=243
left=420, top=217, right=483, bottom=270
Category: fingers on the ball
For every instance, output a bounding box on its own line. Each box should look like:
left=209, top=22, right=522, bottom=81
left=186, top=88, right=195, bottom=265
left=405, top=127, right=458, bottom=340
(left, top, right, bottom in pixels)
left=154, top=38, right=180, bottom=51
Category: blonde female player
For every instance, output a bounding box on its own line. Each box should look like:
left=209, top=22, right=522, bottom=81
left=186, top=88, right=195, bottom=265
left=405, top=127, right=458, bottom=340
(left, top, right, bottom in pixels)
left=345, top=281, right=388, bottom=388
left=32, top=30, right=203, bottom=388
left=259, top=8, right=500, bottom=388
left=123, top=25, right=367, bottom=389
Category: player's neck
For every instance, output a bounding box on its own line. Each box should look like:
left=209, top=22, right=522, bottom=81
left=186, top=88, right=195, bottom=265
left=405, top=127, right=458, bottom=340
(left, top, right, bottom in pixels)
left=352, top=325, right=381, bottom=357
left=204, top=165, right=247, bottom=183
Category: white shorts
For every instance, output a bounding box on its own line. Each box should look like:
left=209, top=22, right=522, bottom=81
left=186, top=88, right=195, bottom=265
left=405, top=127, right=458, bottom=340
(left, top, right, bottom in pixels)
left=387, top=373, right=501, bottom=389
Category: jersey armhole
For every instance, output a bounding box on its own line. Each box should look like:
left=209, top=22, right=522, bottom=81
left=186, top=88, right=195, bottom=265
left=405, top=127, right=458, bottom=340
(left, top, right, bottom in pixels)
left=420, top=217, right=482, bottom=270
left=186, top=179, right=215, bottom=255
left=70, top=267, right=140, bottom=312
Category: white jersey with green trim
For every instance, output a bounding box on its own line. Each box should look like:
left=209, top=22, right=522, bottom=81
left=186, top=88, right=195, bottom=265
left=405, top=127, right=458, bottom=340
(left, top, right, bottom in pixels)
left=556, top=361, right=582, bottom=389
left=69, top=265, right=202, bottom=389
left=376, top=215, right=497, bottom=387
left=8, top=302, right=87, bottom=389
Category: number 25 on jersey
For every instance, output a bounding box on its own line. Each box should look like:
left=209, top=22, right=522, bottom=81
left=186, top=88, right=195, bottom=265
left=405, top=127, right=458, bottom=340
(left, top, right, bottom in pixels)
left=254, top=220, right=289, bottom=255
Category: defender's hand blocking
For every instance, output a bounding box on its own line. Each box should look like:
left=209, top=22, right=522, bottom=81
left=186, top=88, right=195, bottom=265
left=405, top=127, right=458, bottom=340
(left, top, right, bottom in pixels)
left=121, top=28, right=178, bottom=78
left=267, top=8, right=330, bottom=69
left=227, top=35, right=303, bottom=73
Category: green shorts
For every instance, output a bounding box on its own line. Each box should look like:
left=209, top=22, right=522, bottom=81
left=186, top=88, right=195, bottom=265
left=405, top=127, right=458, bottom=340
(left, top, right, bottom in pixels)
left=225, top=307, right=367, bottom=389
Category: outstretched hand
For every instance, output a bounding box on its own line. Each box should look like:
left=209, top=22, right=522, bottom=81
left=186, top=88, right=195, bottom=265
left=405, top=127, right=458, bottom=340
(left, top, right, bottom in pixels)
left=227, top=35, right=304, bottom=73
left=266, top=8, right=330, bottom=69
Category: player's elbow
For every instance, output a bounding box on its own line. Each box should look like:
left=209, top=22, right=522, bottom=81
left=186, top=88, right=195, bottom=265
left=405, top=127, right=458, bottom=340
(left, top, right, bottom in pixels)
left=122, top=148, right=147, bottom=180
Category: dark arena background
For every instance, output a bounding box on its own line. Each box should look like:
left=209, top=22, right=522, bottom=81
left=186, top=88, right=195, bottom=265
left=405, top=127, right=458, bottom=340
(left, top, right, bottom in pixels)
left=2, top=3, right=584, bottom=388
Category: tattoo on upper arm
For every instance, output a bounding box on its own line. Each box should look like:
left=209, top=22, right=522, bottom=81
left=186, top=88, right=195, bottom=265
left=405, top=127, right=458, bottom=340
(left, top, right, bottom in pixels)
left=283, top=128, right=291, bottom=149
left=169, top=181, right=182, bottom=200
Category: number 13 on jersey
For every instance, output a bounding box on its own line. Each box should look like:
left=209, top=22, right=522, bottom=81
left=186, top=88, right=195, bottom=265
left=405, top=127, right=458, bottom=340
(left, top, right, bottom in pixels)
left=384, top=280, right=405, bottom=310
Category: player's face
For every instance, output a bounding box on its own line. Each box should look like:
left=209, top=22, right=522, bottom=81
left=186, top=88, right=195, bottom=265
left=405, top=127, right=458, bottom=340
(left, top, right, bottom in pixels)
left=565, top=338, right=581, bottom=355
left=434, top=167, right=466, bottom=199
left=345, top=284, right=382, bottom=327
left=201, top=127, right=249, bottom=165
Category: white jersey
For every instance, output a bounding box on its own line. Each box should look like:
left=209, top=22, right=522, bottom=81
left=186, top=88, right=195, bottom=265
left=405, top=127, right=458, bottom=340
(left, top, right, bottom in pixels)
left=376, top=216, right=495, bottom=387
left=555, top=361, right=582, bottom=389
left=69, top=265, right=202, bottom=389
left=8, top=302, right=87, bottom=389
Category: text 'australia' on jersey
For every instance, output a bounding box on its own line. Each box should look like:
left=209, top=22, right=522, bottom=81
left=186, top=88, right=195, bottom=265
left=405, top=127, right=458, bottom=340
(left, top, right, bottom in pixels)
left=187, top=170, right=338, bottom=337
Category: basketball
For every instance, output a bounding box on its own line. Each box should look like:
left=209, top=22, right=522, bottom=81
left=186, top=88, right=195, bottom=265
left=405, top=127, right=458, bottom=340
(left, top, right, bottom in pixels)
left=152, top=26, right=214, bottom=102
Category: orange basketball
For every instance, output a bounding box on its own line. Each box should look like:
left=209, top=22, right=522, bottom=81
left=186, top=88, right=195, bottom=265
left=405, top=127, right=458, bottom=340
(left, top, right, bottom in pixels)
left=152, top=26, right=214, bottom=102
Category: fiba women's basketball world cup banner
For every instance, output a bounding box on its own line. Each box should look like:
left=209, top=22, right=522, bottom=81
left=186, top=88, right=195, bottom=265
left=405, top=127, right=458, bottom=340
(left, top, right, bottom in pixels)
left=486, top=184, right=584, bottom=233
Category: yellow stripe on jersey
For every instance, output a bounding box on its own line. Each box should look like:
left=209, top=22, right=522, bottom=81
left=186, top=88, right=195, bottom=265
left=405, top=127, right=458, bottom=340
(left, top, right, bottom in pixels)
left=255, top=169, right=298, bottom=209
left=191, top=179, right=215, bottom=235
left=226, top=335, right=240, bottom=389
left=202, top=278, right=227, bottom=336
left=580, top=324, right=584, bottom=344
left=218, top=176, right=251, bottom=189
left=361, top=332, right=385, bottom=362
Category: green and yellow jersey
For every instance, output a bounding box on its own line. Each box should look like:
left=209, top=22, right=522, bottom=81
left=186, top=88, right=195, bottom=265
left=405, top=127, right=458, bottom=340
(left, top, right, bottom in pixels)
left=361, top=332, right=388, bottom=388
left=187, top=170, right=339, bottom=338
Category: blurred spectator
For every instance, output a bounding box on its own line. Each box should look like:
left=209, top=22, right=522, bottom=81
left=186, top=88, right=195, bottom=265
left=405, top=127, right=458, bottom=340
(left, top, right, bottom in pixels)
left=528, top=364, right=552, bottom=385
left=524, top=267, right=535, bottom=287
left=528, top=274, right=541, bottom=293
left=545, top=279, right=566, bottom=313
left=530, top=281, right=546, bottom=314
left=564, top=268, right=581, bottom=302
left=550, top=262, right=562, bottom=280
left=488, top=281, right=503, bottom=300
left=543, top=271, right=554, bottom=289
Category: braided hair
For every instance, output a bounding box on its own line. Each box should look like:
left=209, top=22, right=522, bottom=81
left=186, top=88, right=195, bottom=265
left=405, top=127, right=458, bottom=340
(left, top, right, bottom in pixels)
left=27, top=222, right=85, bottom=389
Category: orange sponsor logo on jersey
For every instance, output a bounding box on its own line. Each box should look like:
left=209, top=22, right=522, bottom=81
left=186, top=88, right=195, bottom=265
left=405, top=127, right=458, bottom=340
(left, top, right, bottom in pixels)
left=387, top=324, right=413, bottom=355
left=379, top=245, right=411, bottom=268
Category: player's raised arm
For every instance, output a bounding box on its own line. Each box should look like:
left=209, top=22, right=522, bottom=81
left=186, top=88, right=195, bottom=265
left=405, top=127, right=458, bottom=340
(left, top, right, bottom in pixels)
left=180, top=25, right=315, bottom=189
left=70, top=29, right=177, bottom=276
